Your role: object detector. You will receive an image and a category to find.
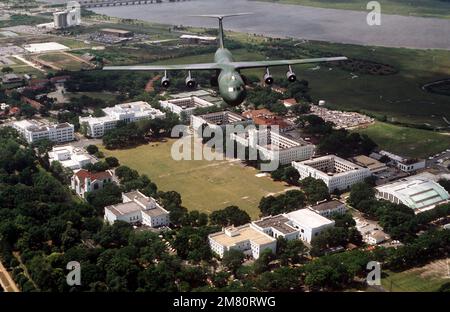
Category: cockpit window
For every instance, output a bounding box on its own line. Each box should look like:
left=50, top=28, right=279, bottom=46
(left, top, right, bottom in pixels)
left=228, top=86, right=244, bottom=92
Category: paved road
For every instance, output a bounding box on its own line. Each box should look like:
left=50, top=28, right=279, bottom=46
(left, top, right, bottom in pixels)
left=89, top=0, right=450, bottom=50
left=0, top=261, right=20, bottom=292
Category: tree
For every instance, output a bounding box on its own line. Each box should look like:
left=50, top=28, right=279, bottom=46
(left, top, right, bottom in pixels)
left=300, top=177, right=330, bottom=204
left=209, top=206, right=251, bottom=227
left=105, top=156, right=119, bottom=168
left=277, top=238, right=306, bottom=265
left=222, top=249, right=245, bottom=274
left=1, top=67, right=13, bottom=73
left=86, top=145, right=98, bottom=155
left=282, top=166, right=300, bottom=185
left=438, top=179, right=450, bottom=193
left=253, top=249, right=273, bottom=274
left=348, top=182, right=375, bottom=208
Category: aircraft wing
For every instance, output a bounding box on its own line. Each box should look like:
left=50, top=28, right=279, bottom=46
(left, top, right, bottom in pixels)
left=103, top=63, right=221, bottom=71
left=231, top=56, right=348, bottom=69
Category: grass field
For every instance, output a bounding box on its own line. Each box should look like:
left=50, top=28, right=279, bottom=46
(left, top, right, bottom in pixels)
left=101, top=139, right=291, bottom=219
left=67, top=91, right=117, bottom=102
left=35, top=52, right=90, bottom=71
left=254, top=0, right=450, bottom=19
left=355, top=122, right=450, bottom=158
left=381, top=259, right=450, bottom=292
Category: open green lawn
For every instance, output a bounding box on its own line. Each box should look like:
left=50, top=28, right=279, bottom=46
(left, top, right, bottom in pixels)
left=67, top=91, right=117, bottom=102
left=381, top=259, right=450, bottom=291
left=36, top=52, right=88, bottom=71
left=101, top=140, right=291, bottom=219
left=355, top=122, right=450, bottom=158
left=254, top=0, right=450, bottom=19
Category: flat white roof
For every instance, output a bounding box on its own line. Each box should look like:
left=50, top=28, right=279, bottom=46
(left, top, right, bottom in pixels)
left=286, top=209, right=334, bottom=228
left=23, top=42, right=69, bottom=53
left=209, top=224, right=275, bottom=247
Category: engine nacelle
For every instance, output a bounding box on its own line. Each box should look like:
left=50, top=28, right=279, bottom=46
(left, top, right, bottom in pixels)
left=286, top=69, right=297, bottom=82
left=185, top=72, right=197, bottom=89
left=264, top=72, right=274, bottom=85
left=161, top=76, right=170, bottom=88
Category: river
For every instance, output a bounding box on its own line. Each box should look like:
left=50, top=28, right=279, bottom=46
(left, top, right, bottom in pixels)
left=42, top=0, right=450, bottom=50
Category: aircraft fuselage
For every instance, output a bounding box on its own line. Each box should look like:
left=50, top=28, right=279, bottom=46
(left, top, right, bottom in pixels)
left=215, top=48, right=246, bottom=106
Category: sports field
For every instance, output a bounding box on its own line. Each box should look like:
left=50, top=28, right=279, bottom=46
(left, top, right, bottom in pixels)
left=101, top=139, right=291, bottom=219
left=35, top=52, right=91, bottom=71
left=381, top=259, right=450, bottom=292
left=355, top=122, right=450, bottom=158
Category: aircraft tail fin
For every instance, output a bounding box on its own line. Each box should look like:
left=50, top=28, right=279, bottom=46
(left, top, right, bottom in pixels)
left=190, top=13, right=253, bottom=49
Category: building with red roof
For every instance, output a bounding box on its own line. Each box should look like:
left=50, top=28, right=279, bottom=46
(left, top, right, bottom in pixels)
left=71, top=169, right=114, bottom=199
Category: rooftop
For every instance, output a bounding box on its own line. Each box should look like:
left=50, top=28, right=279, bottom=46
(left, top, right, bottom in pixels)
left=286, top=209, right=335, bottom=228
left=376, top=177, right=450, bottom=211
left=253, top=215, right=297, bottom=234
left=310, top=200, right=345, bottom=212
left=209, top=224, right=275, bottom=247
left=352, top=155, right=387, bottom=171
left=296, top=155, right=365, bottom=176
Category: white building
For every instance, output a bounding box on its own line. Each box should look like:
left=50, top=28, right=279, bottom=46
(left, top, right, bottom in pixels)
left=292, top=155, right=371, bottom=192
left=53, top=2, right=81, bottom=29
left=209, top=207, right=336, bottom=258
left=252, top=215, right=299, bottom=241
left=191, top=110, right=248, bottom=132
left=159, top=96, right=215, bottom=118
left=79, top=101, right=165, bottom=138
left=71, top=169, right=114, bottom=199
left=232, top=128, right=316, bottom=166
left=308, top=200, right=347, bottom=218
left=208, top=224, right=277, bottom=259
left=285, top=209, right=335, bottom=243
left=375, top=176, right=450, bottom=213
left=48, top=145, right=95, bottom=170
left=379, top=150, right=426, bottom=173
left=13, top=120, right=74, bottom=144
left=104, top=190, right=170, bottom=228
left=364, top=230, right=389, bottom=245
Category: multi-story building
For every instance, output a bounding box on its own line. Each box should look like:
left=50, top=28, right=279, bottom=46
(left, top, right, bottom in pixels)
left=375, top=176, right=450, bottom=213
left=232, top=128, right=316, bottom=166
left=252, top=215, right=299, bottom=241
left=208, top=224, right=277, bottom=259
left=53, top=3, right=81, bottom=30
left=48, top=145, right=95, bottom=170
left=71, top=169, right=114, bottom=199
left=308, top=200, right=347, bottom=218
left=292, top=155, right=371, bottom=192
left=379, top=150, right=426, bottom=173
left=159, top=96, right=215, bottom=118
left=104, top=190, right=170, bottom=228
left=79, top=101, right=165, bottom=138
left=191, top=110, right=249, bottom=132
left=209, top=208, right=336, bottom=258
left=285, top=209, right=335, bottom=243
left=13, top=120, right=74, bottom=144
left=351, top=155, right=387, bottom=174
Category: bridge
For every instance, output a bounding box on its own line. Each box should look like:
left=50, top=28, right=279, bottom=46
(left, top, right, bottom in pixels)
left=79, top=0, right=190, bottom=8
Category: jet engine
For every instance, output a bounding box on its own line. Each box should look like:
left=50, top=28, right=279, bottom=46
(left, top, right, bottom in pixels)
left=161, top=75, right=171, bottom=88
left=264, top=68, right=274, bottom=85
left=185, top=71, right=197, bottom=89
left=286, top=66, right=297, bottom=82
